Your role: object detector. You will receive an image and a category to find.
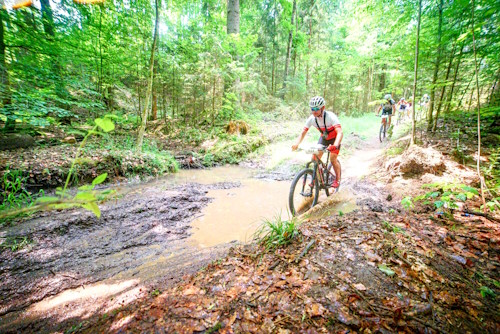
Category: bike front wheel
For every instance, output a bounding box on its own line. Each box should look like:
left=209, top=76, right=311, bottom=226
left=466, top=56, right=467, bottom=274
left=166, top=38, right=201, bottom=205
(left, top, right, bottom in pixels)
left=379, top=122, right=386, bottom=142
left=289, top=168, right=319, bottom=216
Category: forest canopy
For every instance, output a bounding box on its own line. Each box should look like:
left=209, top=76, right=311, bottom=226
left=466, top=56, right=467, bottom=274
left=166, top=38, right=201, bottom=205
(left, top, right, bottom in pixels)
left=0, top=0, right=498, bottom=131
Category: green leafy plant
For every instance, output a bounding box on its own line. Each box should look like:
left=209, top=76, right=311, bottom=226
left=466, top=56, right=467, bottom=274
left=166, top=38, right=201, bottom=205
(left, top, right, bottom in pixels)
left=0, top=170, right=41, bottom=210
left=416, top=183, right=478, bottom=212
left=382, top=220, right=403, bottom=234
left=0, top=116, right=117, bottom=220
left=0, top=236, right=30, bottom=252
left=255, top=215, right=300, bottom=251
left=401, top=196, right=414, bottom=210
left=0, top=170, right=45, bottom=225
left=479, top=286, right=496, bottom=299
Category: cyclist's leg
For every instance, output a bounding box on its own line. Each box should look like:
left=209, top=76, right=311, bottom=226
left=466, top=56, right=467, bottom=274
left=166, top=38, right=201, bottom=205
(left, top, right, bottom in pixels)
left=315, top=151, right=324, bottom=161
left=329, top=153, right=341, bottom=185
left=328, top=145, right=341, bottom=185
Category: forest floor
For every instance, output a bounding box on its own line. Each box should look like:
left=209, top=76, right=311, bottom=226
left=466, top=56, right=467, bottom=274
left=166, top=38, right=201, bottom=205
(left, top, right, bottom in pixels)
left=1, top=119, right=499, bottom=334
left=76, top=126, right=499, bottom=334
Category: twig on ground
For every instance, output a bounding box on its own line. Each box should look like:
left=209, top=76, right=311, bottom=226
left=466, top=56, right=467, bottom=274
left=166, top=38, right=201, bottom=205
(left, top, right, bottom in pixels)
left=295, top=239, right=316, bottom=264
left=463, top=209, right=500, bottom=223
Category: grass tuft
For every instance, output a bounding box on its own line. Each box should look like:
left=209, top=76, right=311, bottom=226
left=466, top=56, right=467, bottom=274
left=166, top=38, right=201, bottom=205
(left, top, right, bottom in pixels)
left=255, top=214, right=301, bottom=251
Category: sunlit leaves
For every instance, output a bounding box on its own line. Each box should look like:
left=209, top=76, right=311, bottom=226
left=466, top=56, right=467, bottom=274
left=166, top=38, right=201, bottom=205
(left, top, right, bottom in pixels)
left=94, top=118, right=115, bottom=132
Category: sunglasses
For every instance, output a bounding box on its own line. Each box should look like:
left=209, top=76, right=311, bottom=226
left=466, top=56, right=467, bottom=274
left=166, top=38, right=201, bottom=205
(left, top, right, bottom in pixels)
left=311, top=107, right=321, bottom=112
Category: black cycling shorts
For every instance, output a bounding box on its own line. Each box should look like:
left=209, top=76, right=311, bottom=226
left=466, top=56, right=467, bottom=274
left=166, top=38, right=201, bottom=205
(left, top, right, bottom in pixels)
left=318, top=137, right=341, bottom=154
left=382, top=109, right=393, bottom=116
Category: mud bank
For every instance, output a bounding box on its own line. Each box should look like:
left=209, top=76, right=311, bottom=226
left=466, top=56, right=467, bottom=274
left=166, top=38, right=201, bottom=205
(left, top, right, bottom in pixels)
left=0, top=182, right=237, bottom=333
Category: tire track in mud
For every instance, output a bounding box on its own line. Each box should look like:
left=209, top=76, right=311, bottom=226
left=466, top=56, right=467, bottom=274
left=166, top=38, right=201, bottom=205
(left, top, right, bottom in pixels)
left=0, top=182, right=236, bottom=331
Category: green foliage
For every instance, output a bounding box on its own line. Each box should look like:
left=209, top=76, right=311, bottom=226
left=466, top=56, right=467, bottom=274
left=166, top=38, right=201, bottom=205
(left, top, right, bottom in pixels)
left=203, top=135, right=267, bottom=166
left=0, top=117, right=119, bottom=220
left=255, top=215, right=300, bottom=251
left=416, top=183, right=478, bottom=212
left=482, top=148, right=500, bottom=210
left=206, top=322, right=223, bottom=334
left=0, top=170, right=40, bottom=211
left=386, top=146, right=404, bottom=157
left=382, top=221, right=404, bottom=234
left=0, top=170, right=44, bottom=225
left=0, top=236, right=30, bottom=252
left=479, top=286, right=496, bottom=299
left=401, top=196, right=414, bottom=211
left=378, top=264, right=396, bottom=277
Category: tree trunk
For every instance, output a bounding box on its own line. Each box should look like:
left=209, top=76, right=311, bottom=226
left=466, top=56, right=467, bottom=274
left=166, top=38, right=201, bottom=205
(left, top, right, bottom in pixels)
left=151, top=32, right=159, bottom=120
left=40, top=0, right=55, bottom=36
left=0, top=8, right=13, bottom=131
left=306, top=0, right=312, bottom=91
left=443, top=44, right=464, bottom=116
left=226, top=0, right=240, bottom=34
left=470, top=0, right=486, bottom=210
left=136, top=0, right=159, bottom=151
left=0, top=8, right=10, bottom=106
left=427, top=0, right=443, bottom=131
left=281, top=0, right=296, bottom=97
left=433, top=42, right=460, bottom=131
left=379, top=64, right=386, bottom=92
left=411, top=0, right=423, bottom=145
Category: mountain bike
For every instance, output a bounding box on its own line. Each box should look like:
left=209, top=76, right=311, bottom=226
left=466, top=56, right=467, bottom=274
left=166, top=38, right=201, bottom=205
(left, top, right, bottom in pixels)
left=377, top=113, right=389, bottom=142
left=289, top=144, right=341, bottom=216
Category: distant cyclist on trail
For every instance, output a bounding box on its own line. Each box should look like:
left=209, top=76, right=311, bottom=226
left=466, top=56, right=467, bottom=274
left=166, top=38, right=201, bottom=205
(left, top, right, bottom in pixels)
left=396, top=97, right=408, bottom=122
left=376, top=94, right=396, bottom=129
left=291, top=96, right=343, bottom=189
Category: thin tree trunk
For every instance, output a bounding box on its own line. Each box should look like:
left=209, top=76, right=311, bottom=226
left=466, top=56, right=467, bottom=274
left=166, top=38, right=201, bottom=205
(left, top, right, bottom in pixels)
left=40, top=0, right=55, bottom=36
left=470, top=0, right=486, bottom=210
left=0, top=8, right=9, bottom=106
left=151, top=30, right=159, bottom=120
left=427, top=0, right=443, bottom=131
left=411, top=0, right=423, bottom=145
left=136, top=0, right=159, bottom=151
left=98, top=6, right=103, bottom=97
left=281, top=0, right=296, bottom=97
left=433, top=42, right=456, bottom=131
left=435, top=43, right=464, bottom=130
left=0, top=8, right=12, bottom=131
left=306, top=0, right=312, bottom=91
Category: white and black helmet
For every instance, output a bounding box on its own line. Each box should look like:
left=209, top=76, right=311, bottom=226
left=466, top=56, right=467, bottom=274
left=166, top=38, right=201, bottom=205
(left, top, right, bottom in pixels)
left=309, top=96, right=325, bottom=108
left=384, top=94, right=392, bottom=100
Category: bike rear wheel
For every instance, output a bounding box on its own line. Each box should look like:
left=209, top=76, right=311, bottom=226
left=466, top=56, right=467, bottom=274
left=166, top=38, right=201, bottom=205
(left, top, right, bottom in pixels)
left=324, top=160, right=341, bottom=196
left=289, top=168, right=319, bottom=216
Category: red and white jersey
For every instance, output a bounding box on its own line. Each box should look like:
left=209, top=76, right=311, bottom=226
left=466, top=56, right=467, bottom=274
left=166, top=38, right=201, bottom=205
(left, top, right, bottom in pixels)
left=304, top=110, right=341, bottom=140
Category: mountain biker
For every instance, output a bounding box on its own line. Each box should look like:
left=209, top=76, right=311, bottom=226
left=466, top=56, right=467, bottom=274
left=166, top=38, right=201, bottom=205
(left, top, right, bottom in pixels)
left=376, top=94, right=396, bottom=128
left=291, top=96, right=343, bottom=189
left=396, top=98, right=408, bottom=122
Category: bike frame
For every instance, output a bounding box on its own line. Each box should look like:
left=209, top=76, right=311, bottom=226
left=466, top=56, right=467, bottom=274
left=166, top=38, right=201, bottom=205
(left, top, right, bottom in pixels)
left=305, top=148, right=331, bottom=190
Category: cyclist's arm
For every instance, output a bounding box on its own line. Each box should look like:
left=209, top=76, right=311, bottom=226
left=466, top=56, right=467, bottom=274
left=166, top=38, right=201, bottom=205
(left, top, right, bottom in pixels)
left=333, top=127, right=343, bottom=148
left=292, top=128, right=308, bottom=151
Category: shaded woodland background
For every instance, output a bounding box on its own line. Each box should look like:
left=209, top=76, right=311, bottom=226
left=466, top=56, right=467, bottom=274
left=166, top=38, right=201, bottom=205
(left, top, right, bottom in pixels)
left=0, top=0, right=498, bottom=132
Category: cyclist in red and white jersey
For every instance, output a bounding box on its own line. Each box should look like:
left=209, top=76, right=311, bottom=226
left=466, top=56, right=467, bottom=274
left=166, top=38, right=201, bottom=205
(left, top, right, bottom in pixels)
left=292, top=96, right=343, bottom=188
